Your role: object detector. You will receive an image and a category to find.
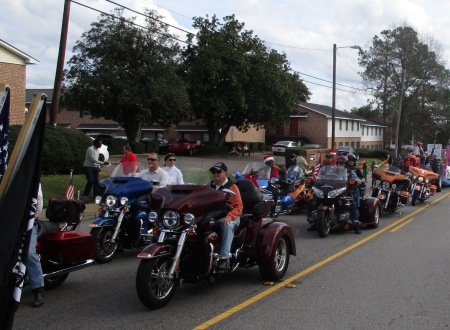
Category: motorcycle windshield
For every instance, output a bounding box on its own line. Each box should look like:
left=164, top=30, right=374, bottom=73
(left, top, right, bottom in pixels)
left=316, top=165, right=347, bottom=182
left=241, top=162, right=273, bottom=179
left=180, top=168, right=211, bottom=185
left=109, top=162, right=144, bottom=178
left=286, top=165, right=305, bottom=181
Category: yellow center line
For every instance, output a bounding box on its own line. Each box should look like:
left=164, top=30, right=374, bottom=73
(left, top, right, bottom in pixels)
left=390, top=218, right=414, bottom=232
left=194, top=190, right=450, bottom=329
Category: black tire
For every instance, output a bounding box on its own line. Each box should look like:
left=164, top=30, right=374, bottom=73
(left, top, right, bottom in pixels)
left=258, top=235, right=290, bottom=281
left=431, top=158, right=441, bottom=174
left=91, top=227, right=118, bottom=264
left=367, top=204, right=380, bottom=229
left=411, top=190, right=420, bottom=206
left=437, top=175, right=442, bottom=192
left=44, top=274, right=69, bottom=290
left=316, top=210, right=330, bottom=238
left=136, top=256, right=178, bottom=309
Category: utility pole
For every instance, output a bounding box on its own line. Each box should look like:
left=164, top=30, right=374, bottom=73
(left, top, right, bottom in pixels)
left=50, top=0, right=71, bottom=126
left=395, top=68, right=406, bottom=157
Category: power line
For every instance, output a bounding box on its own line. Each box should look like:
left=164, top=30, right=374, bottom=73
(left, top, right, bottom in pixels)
left=72, top=0, right=370, bottom=97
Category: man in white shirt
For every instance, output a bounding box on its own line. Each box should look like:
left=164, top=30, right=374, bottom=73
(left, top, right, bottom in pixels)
left=137, top=153, right=170, bottom=188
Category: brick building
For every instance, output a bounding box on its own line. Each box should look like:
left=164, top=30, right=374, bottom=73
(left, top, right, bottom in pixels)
left=267, top=102, right=385, bottom=149
left=0, top=39, right=38, bottom=125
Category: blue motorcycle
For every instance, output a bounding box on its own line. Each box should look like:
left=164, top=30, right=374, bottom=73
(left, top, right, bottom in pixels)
left=89, top=164, right=155, bottom=263
left=233, top=162, right=301, bottom=217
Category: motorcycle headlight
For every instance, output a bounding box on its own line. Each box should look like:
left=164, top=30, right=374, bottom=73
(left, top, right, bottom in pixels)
left=148, top=211, right=158, bottom=223
left=105, top=195, right=118, bottom=207
left=425, top=178, right=429, bottom=184
left=162, top=210, right=180, bottom=228
left=382, top=181, right=390, bottom=189
left=418, top=176, right=424, bottom=182
left=120, top=197, right=128, bottom=206
left=312, top=187, right=324, bottom=198
left=184, top=213, right=195, bottom=225
left=328, top=187, right=346, bottom=198
left=95, top=196, right=102, bottom=205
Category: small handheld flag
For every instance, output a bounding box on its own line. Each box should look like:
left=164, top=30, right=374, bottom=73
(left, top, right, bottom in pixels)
left=65, top=169, right=74, bottom=200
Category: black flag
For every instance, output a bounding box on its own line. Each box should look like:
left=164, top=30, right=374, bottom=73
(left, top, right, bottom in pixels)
left=0, top=91, right=47, bottom=329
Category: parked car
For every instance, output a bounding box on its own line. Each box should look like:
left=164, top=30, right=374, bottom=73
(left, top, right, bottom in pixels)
left=86, top=133, right=127, bottom=141
left=168, top=138, right=201, bottom=156
left=303, top=144, right=324, bottom=149
left=272, top=141, right=298, bottom=156
left=337, top=146, right=359, bottom=159
left=141, top=137, right=169, bottom=154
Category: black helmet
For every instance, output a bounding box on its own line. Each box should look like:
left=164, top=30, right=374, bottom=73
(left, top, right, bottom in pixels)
left=337, top=155, right=348, bottom=164
left=347, top=153, right=356, bottom=161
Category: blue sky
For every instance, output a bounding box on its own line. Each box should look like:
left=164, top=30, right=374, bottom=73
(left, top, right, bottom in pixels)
left=1, top=0, right=449, bottom=111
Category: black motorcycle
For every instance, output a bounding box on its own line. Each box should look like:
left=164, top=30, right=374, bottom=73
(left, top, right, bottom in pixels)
left=310, top=165, right=379, bottom=237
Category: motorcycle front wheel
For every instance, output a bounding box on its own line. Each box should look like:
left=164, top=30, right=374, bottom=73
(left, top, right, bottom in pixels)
left=258, top=235, right=290, bottom=281
left=316, top=210, right=330, bottom=238
left=91, top=227, right=118, bottom=264
left=411, top=190, right=420, bottom=206
left=136, top=256, right=178, bottom=309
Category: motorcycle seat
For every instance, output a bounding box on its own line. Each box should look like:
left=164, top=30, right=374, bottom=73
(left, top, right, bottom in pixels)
left=36, top=220, right=61, bottom=242
left=235, top=180, right=265, bottom=211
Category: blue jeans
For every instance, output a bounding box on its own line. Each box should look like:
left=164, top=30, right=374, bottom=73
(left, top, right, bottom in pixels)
left=217, top=217, right=240, bottom=258
left=26, top=223, right=44, bottom=289
left=350, top=188, right=360, bottom=225
left=83, top=166, right=100, bottom=197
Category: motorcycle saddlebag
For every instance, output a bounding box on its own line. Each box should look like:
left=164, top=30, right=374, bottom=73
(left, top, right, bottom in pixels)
left=45, top=231, right=95, bottom=265
left=400, top=191, right=409, bottom=204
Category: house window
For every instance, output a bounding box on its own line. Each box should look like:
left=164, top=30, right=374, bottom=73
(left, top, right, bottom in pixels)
left=362, top=126, right=364, bottom=135
left=351, top=121, right=354, bottom=131
left=339, top=120, right=342, bottom=130
left=346, top=120, right=348, bottom=131
left=345, top=142, right=349, bottom=146
left=351, top=142, right=355, bottom=147
left=371, top=127, right=373, bottom=135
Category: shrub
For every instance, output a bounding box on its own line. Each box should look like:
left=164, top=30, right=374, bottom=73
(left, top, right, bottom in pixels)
left=8, top=125, right=91, bottom=175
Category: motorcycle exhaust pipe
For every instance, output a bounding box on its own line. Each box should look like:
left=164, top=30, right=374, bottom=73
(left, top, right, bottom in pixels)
left=43, top=259, right=95, bottom=279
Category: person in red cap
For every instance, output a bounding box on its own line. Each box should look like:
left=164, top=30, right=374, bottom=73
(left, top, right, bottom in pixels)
left=263, top=155, right=279, bottom=178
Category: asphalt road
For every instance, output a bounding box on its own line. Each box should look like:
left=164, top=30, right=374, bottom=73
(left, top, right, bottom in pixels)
left=13, top=155, right=450, bottom=329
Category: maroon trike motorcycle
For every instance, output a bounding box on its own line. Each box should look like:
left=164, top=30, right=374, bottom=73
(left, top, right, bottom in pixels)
left=34, top=199, right=96, bottom=289
left=135, top=168, right=296, bottom=309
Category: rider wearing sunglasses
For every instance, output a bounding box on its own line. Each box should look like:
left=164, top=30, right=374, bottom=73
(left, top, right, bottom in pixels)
left=209, top=162, right=243, bottom=271
left=162, top=153, right=184, bottom=185
left=136, top=153, right=170, bottom=188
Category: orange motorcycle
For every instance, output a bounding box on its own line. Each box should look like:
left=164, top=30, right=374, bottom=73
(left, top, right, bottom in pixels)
left=285, top=165, right=314, bottom=213
left=371, top=166, right=410, bottom=214
left=408, top=166, right=438, bottom=205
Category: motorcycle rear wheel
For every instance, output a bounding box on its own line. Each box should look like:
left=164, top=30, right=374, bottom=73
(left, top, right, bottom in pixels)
left=258, top=235, right=290, bottom=281
left=136, top=256, right=178, bottom=309
left=316, top=210, right=330, bottom=238
left=91, top=227, right=118, bottom=264
left=411, top=190, right=420, bottom=206
left=44, top=274, right=69, bottom=290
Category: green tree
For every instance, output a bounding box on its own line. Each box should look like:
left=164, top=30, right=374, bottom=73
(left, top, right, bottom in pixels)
left=63, top=8, right=191, bottom=143
left=181, top=14, right=310, bottom=145
left=359, top=23, right=450, bottom=152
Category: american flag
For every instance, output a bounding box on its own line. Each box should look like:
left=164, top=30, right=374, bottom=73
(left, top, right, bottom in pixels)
left=65, top=169, right=74, bottom=200
left=312, top=153, right=322, bottom=181
left=0, top=86, right=10, bottom=183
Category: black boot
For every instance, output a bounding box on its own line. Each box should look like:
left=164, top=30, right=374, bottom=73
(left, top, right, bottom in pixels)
left=32, top=287, right=44, bottom=307
left=354, top=223, right=361, bottom=234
